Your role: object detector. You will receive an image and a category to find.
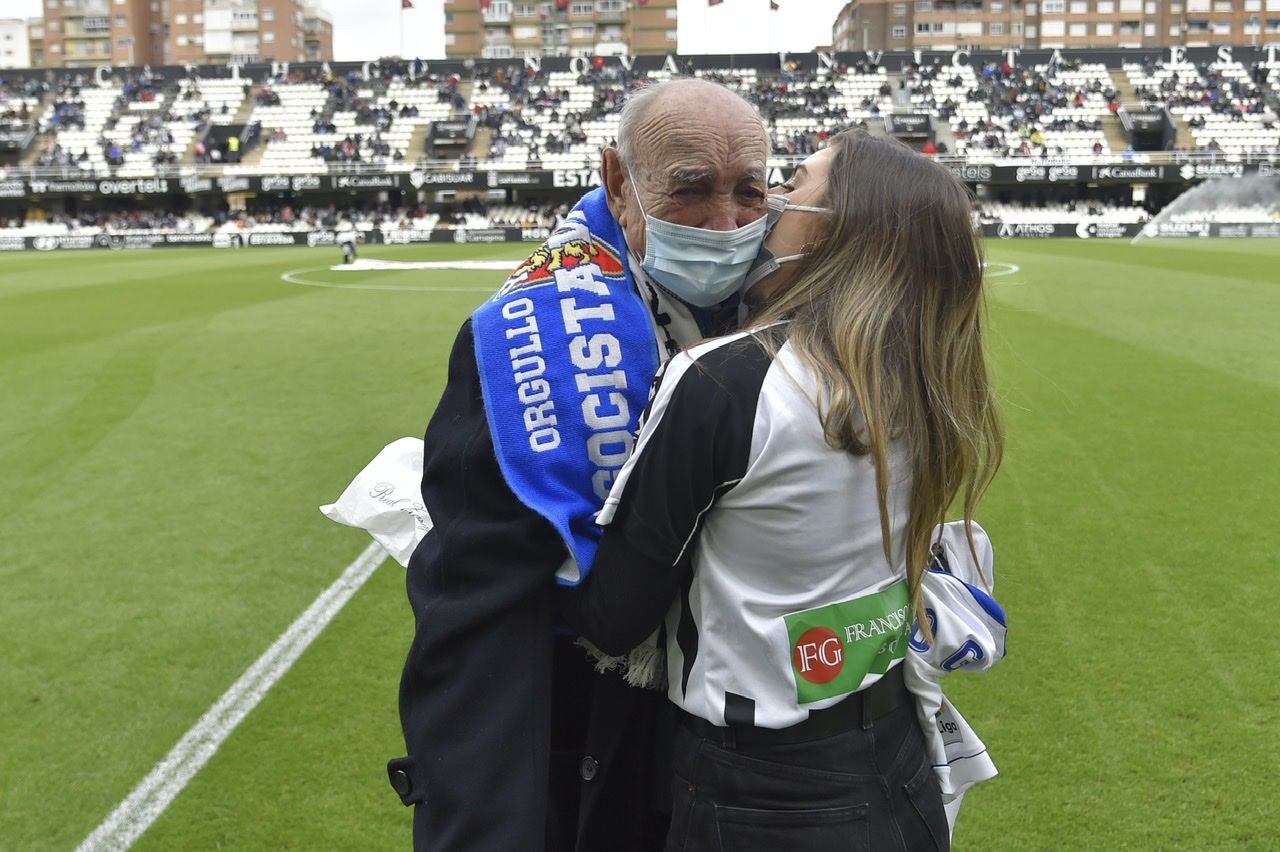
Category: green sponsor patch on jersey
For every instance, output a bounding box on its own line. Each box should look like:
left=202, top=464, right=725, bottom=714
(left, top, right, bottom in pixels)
left=784, top=579, right=911, bottom=704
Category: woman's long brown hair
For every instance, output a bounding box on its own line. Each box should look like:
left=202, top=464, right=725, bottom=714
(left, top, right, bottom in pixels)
left=753, top=130, right=1004, bottom=632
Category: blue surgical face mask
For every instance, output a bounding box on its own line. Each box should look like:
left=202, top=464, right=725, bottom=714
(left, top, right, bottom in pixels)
left=628, top=174, right=780, bottom=308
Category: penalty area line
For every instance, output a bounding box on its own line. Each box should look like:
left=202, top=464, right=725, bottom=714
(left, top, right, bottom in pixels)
left=281, top=266, right=500, bottom=293
left=75, top=541, right=388, bottom=852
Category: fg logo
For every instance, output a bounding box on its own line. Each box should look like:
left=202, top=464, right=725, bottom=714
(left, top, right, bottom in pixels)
left=793, top=627, right=844, bottom=685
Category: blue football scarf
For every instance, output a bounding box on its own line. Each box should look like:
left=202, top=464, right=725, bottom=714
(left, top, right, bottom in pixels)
left=472, top=188, right=659, bottom=585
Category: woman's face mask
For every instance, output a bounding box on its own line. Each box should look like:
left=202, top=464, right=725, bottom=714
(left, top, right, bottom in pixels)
left=741, top=201, right=832, bottom=295
left=629, top=174, right=782, bottom=308
left=742, top=144, right=838, bottom=302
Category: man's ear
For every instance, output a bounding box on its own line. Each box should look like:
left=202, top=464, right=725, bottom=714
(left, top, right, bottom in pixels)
left=601, top=146, right=627, bottom=219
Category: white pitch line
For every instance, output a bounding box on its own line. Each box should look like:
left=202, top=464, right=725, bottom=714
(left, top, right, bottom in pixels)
left=281, top=266, right=503, bottom=293
left=76, top=541, right=388, bottom=852
left=983, top=261, right=1022, bottom=278
left=327, top=258, right=521, bottom=272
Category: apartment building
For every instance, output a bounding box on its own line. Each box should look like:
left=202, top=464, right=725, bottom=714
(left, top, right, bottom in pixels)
left=833, top=0, right=1278, bottom=52
left=0, top=19, right=32, bottom=69
left=444, top=0, right=680, bottom=61
left=34, top=0, right=333, bottom=69
left=168, top=0, right=334, bottom=65
left=39, top=0, right=157, bottom=67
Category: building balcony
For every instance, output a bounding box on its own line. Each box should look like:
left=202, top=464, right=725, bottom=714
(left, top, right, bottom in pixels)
left=62, top=32, right=111, bottom=45
left=484, top=9, right=512, bottom=24
left=916, top=4, right=986, bottom=15
left=63, top=23, right=109, bottom=38
left=61, top=0, right=111, bottom=14
left=62, top=39, right=111, bottom=59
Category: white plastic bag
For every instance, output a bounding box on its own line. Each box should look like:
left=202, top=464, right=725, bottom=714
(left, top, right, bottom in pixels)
left=320, top=437, right=432, bottom=566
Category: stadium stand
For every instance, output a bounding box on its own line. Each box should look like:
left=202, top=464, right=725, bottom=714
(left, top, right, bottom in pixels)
left=911, top=59, right=1118, bottom=160
left=3, top=209, right=214, bottom=237
left=219, top=78, right=326, bottom=172
left=3, top=199, right=570, bottom=237
left=1163, top=203, right=1280, bottom=223
left=9, top=54, right=1280, bottom=176
left=1126, top=58, right=1280, bottom=156
left=701, top=62, right=887, bottom=158
left=3, top=51, right=1278, bottom=243
left=34, top=80, right=117, bottom=170
left=212, top=71, right=464, bottom=174
left=208, top=200, right=567, bottom=236
left=0, top=79, right=43, bottom=154
left=178, top=76, right=251, bottom=128
left=473, top=65, right=623, bottom=172
left=976, top=199, right=1149, bottom=225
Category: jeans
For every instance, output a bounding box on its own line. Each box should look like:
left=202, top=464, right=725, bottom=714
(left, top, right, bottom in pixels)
left=664, top=703, right=949, bottom=852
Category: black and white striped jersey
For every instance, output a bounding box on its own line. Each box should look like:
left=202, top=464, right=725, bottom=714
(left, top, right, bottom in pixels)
left=595, top=325, right=913, bottom=729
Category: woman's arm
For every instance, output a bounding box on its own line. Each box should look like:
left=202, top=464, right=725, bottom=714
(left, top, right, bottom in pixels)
left=561, top=332, right=779, bottom=655
left=560, top=515, right=690, bottom=656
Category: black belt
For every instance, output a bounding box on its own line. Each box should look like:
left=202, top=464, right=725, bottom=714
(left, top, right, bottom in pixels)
left=678, top=664, right=910, bottom=748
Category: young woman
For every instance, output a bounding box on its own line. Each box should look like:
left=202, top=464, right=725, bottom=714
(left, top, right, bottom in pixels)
left=564, top=130, right=1003, bottom=851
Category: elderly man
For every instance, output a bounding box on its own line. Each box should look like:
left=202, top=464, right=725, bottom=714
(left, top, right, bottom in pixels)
left=389, top=79, right=771, bottom=852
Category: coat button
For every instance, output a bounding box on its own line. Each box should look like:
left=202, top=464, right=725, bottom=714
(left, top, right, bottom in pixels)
left=579, top=756, right=599, bottom=782
left=390, top=769, right=412, bottom=798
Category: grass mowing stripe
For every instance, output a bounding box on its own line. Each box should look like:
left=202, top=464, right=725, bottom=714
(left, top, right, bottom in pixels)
left=75, top=542, right=388, bottom=852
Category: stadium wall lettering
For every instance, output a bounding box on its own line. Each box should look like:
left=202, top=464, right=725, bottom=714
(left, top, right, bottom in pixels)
left=0, top=228, right=556, bottom=252
left=8, top=162, right=1277, bottom=201
left=978, top=222, right=1280, bottom=239
left=942, top=163, right=1272, bottom=184
left=982, top=222, right=1141, bottom=239
left=8, top=223, right=1279, bottom=253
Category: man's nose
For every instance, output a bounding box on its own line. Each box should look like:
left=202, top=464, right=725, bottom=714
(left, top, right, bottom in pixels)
left=702, top=198, right=758, bottom=231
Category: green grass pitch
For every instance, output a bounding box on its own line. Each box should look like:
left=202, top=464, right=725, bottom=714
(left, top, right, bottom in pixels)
left=1, top=238, right=1277, bottom=850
